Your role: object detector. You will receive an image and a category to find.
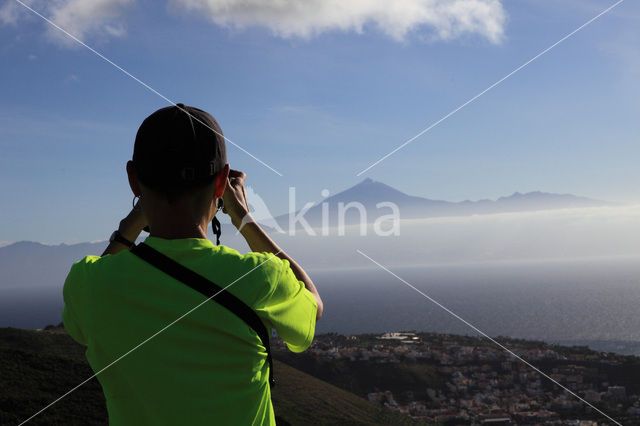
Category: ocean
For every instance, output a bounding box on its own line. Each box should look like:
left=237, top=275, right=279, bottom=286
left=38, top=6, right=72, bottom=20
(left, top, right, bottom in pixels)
left=312, top=257, right=640, bottom=355
left=2, top=257, right=640, bottom=355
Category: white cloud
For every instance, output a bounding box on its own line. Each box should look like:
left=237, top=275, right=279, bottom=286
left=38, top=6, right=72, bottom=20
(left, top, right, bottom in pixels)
left=45, top=0, right=132, bottom=45
left=0, top=1, right=21, bottom=25
left=597, top=31, right=640, bottom=88
left=3, top=0, right=506, bottom=45
left=64, top=73, right=79, bottom=83
left=222, top=204, right=640, bottom=270
left=169, top=0, right=506, bottom=43
left=0, top=0, right=133, bottom=46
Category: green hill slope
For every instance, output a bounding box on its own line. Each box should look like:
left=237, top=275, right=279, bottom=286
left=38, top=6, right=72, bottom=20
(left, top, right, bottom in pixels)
left=271, top=360, right=417, bottom=425
left=0, top=327, right=416, bottom=425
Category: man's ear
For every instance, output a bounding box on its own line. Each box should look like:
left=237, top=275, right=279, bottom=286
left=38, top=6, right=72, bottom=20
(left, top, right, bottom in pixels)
left=126, top=161, right=142, bottom=197
left=214, top=164, right=230, bottom=198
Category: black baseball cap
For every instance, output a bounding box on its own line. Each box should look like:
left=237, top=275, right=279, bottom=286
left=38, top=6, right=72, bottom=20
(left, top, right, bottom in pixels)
left=132, top=103, right=227, bottom=190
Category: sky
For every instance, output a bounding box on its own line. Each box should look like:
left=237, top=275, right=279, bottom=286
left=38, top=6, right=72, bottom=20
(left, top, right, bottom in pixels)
left=0, top=0, right=639, bottom=245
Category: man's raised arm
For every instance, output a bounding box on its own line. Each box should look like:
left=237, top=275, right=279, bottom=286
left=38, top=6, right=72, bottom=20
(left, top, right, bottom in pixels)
left=223, top=170, right=323, bottom=320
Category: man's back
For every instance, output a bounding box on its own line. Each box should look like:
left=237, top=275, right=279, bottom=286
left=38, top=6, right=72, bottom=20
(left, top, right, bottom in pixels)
left=63, top=236, right=318, bottom=425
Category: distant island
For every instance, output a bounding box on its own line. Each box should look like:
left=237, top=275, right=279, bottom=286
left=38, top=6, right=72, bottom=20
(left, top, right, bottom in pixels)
left=2, top=326, right=639, bottom=425
left=274, top=178, right=612, bottom=229
left=0, top=178, right=612, bottom=247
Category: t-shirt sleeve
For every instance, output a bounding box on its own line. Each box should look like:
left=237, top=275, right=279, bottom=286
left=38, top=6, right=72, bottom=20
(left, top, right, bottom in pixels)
left=62, top=256, right=96, bottom=346
left=257, top=257, right=317, bottom=353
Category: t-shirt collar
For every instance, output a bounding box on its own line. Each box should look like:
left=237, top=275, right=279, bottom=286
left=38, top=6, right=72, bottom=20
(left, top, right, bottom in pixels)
left=142, top=235, right=217, bottom=251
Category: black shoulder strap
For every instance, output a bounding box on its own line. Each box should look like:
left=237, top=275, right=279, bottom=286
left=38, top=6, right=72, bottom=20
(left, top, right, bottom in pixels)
left=130, top=242, right=274, bottom=386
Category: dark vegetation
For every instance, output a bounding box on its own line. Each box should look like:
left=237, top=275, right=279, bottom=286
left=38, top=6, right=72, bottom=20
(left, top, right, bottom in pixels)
left=274, top=350, right=443, bottom=406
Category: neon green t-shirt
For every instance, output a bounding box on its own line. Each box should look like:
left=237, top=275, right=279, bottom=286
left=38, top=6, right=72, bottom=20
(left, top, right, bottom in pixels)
left=62, top=236, right=317, bottom=425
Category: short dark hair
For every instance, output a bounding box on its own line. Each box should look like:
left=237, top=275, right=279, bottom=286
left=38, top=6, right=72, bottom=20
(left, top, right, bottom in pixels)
left=132, top=104, right=227, bottom=204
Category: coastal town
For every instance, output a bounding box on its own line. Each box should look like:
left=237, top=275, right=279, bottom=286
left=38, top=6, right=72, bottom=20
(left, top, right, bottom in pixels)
left=274, top=331, right=640, bottom=425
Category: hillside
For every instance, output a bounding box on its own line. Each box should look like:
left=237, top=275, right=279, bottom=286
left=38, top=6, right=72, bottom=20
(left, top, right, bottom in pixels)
left=271, top=361, right=417, bottom=425
left=0, top=327, right=417, bottom=425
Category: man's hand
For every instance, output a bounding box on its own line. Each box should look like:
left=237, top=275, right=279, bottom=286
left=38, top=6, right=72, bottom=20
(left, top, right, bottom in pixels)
left=120, top=197, right=148, bottom=239
left=222, top=169, right=251, bottom=229
left=101, top=198, right=148, bottom=257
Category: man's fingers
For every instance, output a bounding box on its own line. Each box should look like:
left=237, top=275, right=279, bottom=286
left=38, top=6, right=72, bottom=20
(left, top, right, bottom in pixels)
left=228, top=169, right=246, bottom=184
left=226, top=169, right=249, bottom=213
left=229, top=169, right=245, bottom=177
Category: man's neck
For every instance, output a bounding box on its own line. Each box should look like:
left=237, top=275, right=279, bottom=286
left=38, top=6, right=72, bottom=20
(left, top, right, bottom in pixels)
left=148, top=216, right=209, bottom=240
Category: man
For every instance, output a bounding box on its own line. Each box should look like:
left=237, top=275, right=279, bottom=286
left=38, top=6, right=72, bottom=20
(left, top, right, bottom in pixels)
left=62, top=104, right=322, bottom=425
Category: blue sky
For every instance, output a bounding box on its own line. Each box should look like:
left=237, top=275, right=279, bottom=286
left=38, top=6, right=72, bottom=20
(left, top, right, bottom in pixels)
left=1, top=0, right=639, bottom=244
